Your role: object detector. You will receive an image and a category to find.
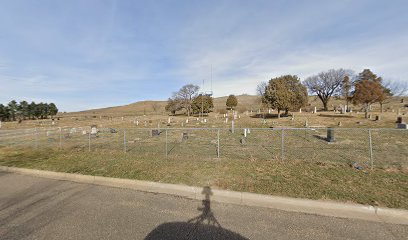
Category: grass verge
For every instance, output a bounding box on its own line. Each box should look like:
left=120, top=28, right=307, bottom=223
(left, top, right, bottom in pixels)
left=0, top=146, right=407, bottom=209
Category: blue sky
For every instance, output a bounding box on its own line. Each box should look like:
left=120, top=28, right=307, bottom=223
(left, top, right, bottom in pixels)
left=1, top=0, right=407, bottom=112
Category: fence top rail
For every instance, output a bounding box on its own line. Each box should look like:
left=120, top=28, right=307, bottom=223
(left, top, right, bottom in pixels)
left=1, top=127, right=407, bottom=133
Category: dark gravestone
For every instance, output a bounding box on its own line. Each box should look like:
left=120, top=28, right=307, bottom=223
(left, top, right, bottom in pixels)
left=182, top=132, right=188, bottom=141
left=327, top=128, right=335, bottom=142
left=396, top=117, right=403, bottom=124
left=397, top=123, right=408, bottom=129
left=151, top=129, right=160, bottom=136
left=375, top=115, right=381, bottom=121
left=240, top=137, right=246, bottom=145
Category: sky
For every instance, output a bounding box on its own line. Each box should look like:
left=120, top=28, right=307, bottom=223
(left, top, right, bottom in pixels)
left=1, top=0, right=407, bottom=112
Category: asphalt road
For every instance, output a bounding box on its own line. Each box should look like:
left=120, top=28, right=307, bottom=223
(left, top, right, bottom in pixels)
left=0, top=171, right=407, bottom=240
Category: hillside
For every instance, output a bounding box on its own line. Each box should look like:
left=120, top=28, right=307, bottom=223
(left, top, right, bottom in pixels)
left=65, top=95, right=406, bottom=117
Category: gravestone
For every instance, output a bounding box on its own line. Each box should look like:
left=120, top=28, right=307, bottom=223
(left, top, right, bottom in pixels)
left=91, top=125, right=98, bottom=135
left=396, top=117, right=403, bottom=124
left=204, top=119, right=207, bottom=123
left=247, top=128, right=251, bottom=134
left=136, top=120, right=139, bottom=126
left=314, top=106, right=317, bottom=114
left=299, top=108, right=302, bottom=113
left=182, top=132, right=188, bottom=141
left=240, top=137, right=246, bottom=145
left=397, top=123, right=408, bottom=129
left=168, top=118, right=171, bottom=124
left=82, top=130, right=87, bottom=135
left=244, top=128, right=247, bottom=138
left=225, top=118, right=228, bottom=123
left=338, top=121, right=342, bottom=126
left=375, top=115, right=381, bottom=121
left=327, top=128, right=335, bottom=142
left=151, top=129, right=160, bottom=136
left=304, top=120, right=309, bottom=128
left=231, top=121, right=235, bottom=133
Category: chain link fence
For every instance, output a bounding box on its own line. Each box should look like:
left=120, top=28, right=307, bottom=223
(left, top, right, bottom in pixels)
left=0, top=127, right=407, bottom=169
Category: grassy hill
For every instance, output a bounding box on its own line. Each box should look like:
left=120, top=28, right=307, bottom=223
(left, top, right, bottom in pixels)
left=67, top=94, right=406, bottom=117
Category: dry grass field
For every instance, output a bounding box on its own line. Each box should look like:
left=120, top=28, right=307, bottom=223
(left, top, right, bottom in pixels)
left=0, top=95, right=407, bottom=209
left=0, top=95, right=407, bottom=130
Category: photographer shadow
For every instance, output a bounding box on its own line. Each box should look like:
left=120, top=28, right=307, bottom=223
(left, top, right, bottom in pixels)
left=144, top=186, right=248, bottom=240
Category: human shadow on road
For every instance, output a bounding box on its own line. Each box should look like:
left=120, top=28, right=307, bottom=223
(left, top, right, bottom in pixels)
left=144, top=186, right=249, bottom=240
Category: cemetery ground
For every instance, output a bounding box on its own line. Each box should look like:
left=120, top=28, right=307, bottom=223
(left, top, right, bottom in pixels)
left=0, top=144, right=407, bottom=210
left=0, top=96, right=407, bottom=210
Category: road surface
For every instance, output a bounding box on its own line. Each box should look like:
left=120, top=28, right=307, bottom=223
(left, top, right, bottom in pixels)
left=0, top=171, right=407, bottom=240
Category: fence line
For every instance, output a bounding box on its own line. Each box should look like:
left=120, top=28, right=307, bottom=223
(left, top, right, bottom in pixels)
left=0, top=127, right=407, bottom=169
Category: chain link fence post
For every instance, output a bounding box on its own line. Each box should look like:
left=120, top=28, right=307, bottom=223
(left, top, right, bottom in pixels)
left=368, top=129, right=373, bottom=170
left=124, top=129, right=127, bottom=153
left=35, top=127, right=38, bottom=149
left=217, top=129, right=220, bottom=158
left=165, top=129, right=168, bottom=158
left=88, top=131, right=91, bottom=152
left=59, top=127, right=62, bottom=150
left=281, top=128, right=284, bottom=160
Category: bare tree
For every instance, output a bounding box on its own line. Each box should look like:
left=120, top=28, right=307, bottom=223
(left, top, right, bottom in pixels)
left=256, top=81, right=267, bottom=96
left=380, top=79, right=408, bottom=112
left=173, top=84, right=200, bottom=116
left=304, top=69, right=353, bottom=111
left=152, top=102, right=160, bottom=113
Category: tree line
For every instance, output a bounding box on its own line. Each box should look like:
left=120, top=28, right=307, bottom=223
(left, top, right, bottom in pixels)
left=167, top=68, right=405, bottom=119
left=258, top=68, right=405, bottom=118
left=0, top=100, right=58, bottom=122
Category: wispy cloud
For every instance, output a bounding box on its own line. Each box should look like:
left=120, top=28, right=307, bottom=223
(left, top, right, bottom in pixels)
left=0, top=0, right=407, bottom=111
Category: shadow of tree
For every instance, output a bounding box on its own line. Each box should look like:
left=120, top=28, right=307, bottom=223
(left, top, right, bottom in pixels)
left=250, top=113, right=289, bottom=119
left=144, top=186, right=249, bottom=240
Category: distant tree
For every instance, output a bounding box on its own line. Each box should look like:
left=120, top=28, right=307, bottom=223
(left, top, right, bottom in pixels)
left=263, top=75, right=308, bottom=118
left=342, top=76, right=352, bottom=111
left=171, top=84, right=200, bottom=116
left=0, top=104, right=6, bottom=121
left=48, top=103, right=58, bottom=117
left=18, top=101, right=29, bottom=120
left=256, top=81, right=267, bottom=96
left=0, top=100, right=58, bottom=121
left=304, top=69, right=352, bottom=111
left=226, top=95, right=238, bottom=110
left=7, top=100, right=18, bottom=121
left=352, top=69, right=388, bottom=118
left=165, top=98, right=182, bottom=115
left=151, top=102, right=160, bottom=113
left=192, top=94, right=214, bottom=115
left=27, top=102, right=35, bottom=119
